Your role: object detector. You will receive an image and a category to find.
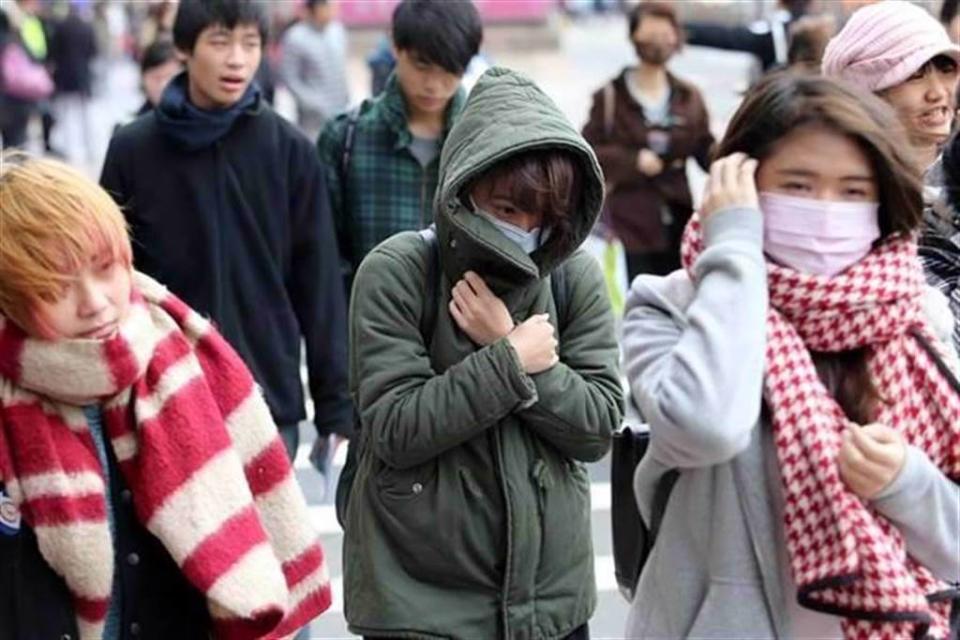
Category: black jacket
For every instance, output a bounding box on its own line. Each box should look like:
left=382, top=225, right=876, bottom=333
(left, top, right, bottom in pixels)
left=0, top=448, right=209, bottom=640
left=100, top=91, right=352, bottom=438
left=685, top=9, right=804, bottom=71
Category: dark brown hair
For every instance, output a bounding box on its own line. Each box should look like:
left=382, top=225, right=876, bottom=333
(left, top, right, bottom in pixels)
left=716, top=72, right=923, bottom=238
left=468, top=149, right=583, bottom=261
left=628, top=1, right=683, bottom=44
left=787, top=15, right=836, bottom=70
left=718, top=73, right=923, bottom=423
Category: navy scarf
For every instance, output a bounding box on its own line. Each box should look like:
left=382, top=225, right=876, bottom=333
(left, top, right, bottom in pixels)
left=155, top=72, right=260, bottom=152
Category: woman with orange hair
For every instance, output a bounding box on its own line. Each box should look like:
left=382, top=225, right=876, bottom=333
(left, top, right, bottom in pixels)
left=0, top=152, right=331, bottom=639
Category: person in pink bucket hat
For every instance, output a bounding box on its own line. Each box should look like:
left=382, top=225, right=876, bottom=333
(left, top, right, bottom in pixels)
left=823, top=0, right=960, bottom=174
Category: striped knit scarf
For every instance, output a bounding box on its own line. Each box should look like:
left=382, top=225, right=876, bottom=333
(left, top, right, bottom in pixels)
left=0, top=273, right=331, bottom=639
left=682, top=215, right=960, bottom=639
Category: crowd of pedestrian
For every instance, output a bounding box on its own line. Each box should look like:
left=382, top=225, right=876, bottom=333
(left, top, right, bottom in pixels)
left=1, top=0, right=959, bottom=638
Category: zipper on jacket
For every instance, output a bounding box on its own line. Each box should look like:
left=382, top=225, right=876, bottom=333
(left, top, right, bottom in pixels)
left=491, top=427, right=512, bottom=638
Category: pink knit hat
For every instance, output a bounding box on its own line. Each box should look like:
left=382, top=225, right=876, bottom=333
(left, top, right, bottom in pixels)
left=822, top=0, right=960, bottom=92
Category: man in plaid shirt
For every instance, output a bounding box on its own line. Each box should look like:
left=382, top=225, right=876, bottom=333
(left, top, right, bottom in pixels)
left=318, top=0, right=482, bottom=297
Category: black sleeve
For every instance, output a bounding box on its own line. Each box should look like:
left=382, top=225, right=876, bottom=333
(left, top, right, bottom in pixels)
left=288, top=141, right=354, bottom=439
left=100, top=132, right=129, bottom=209
left=100, top=132, right=146, bottom=267
left=683, top=21, right=776, bottom=69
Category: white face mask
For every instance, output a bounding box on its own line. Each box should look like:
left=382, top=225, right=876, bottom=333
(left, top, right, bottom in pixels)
left=472, top=204, right=551, bottom=255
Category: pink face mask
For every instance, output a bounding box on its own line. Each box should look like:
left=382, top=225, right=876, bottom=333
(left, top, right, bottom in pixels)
left=760, top=191, right=881, bottom=277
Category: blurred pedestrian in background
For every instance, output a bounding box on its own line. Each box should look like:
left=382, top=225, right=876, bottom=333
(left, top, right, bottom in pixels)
left=136, top=37, right=180, bottom=115
left=111, top=37, right=181, bottom=133
left=784, top=13, right=836, bottom=74
left=5, top=0, right=56, bottom=153
left=100, top=0, right=352, bottom=542
left=136, top=0, right=176, bottom=56
left=942, top=0, right=959, bottom=44
left=823, top=0, right=960, bottom=180
left=684, top=0, right=817, bottom=74
left=623, top=72, right=959, bottom=640
left=48, top=0, right=98, bottom=165
left=0, top=9, right=52, bottom=148
left=583, top=1, right=713, bottom=280
left=279, top=0, right=349, bottom=142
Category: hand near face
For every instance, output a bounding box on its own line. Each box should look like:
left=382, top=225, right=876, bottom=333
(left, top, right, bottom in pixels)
left=700, top=153, right=759, bottom=219
left=449, top=271, right=515, bottom=346
left=837, top=423, right=907, bottom=500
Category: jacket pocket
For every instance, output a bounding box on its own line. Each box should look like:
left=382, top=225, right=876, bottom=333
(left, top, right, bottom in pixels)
left=685, top=578, right=777, bottom=639
left=370, top=458, right=499, bottom=589
left=533, top=457, right=594, bottom=593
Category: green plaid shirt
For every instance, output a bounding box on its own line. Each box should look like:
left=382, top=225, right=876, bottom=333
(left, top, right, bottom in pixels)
left=318, top=74, right=466, bottom=278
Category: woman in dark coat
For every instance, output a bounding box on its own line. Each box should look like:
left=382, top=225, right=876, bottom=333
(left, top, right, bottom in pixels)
left=582, top=1, right=714, bottom=280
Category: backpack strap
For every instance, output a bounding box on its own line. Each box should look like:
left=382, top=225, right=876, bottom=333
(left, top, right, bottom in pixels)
left=337, top=105, right=363, bottom=290
left=339, top=105, right=362, bottom=181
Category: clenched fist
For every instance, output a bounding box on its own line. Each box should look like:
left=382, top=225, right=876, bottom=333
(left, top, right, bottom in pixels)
left=837, top=423, right=907, bottom=500
left=506, top=314, right=559, bottom=374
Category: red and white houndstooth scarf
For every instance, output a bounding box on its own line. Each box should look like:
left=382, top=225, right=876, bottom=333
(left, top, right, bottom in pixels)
left=682, top=215, right=960, bottom=639
left=0, top=273, right=331, bottom=640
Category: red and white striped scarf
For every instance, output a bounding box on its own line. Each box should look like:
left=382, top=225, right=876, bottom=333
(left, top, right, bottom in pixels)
left=682, top=216, right=960, bottom=639
left=0, top=273, right=331, bottom=639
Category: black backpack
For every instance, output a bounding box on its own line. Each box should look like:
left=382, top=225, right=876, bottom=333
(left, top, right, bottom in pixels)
left=335, top=227, right=571, bottom=526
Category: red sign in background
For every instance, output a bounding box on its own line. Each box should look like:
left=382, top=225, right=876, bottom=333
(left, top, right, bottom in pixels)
left=337, top=0, right=557, bottom=28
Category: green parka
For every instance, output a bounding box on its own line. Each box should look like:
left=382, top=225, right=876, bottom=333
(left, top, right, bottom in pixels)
left=343, top=67, right=624, bottom=640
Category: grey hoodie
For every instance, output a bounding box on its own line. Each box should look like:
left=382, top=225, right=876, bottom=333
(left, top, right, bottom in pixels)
left=621, top=206, right=960, bottom=638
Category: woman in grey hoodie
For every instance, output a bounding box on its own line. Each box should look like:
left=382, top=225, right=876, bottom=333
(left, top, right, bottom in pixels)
left=622, top=73, right=960, bottom=639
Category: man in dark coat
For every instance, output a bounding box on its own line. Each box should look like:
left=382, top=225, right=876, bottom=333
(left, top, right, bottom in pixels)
left=100, top=0, right=352, bottom=469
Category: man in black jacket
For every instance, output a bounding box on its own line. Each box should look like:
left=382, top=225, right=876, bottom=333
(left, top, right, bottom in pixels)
left=100, top=0, right=351, bottom=466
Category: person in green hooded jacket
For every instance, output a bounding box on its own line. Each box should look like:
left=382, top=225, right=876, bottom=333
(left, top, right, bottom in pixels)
left=341, top=67, right=624, bottom=639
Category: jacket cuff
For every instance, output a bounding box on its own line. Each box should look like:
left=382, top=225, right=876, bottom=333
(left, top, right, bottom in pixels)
left=871, top=445, right=932, bottom=508
left=702, top=206, right=764, bottom=249
left=491, top=338, right=539, bottom=410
